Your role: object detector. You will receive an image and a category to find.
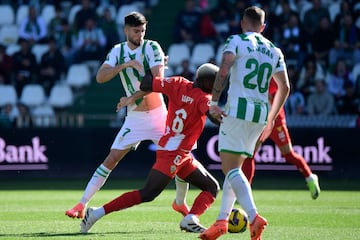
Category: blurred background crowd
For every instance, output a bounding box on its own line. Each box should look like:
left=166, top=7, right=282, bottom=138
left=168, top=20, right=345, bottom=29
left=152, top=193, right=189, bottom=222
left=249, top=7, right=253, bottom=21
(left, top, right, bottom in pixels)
left=0, top=0, right=360, bottom=128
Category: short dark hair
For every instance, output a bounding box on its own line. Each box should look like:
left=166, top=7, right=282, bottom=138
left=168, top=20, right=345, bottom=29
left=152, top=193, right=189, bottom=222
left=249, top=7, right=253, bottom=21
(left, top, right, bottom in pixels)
left=124, top=12, right=147, bottom=26
left=243, top=6, right=265, bottom=26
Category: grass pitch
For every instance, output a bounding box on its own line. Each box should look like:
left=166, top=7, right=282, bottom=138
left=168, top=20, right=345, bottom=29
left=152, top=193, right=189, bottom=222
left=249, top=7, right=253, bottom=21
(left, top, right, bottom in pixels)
left=0, top=178, right=359, bottom=240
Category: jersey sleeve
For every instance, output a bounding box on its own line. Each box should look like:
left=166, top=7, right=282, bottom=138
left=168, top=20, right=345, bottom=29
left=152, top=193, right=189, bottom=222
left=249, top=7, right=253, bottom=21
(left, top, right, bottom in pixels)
left=103, top=44, right=120, bottom=67
left=145, top=40, right=165, bottom=68
left=198, top=95, right=211, bottom=115
left=223, top=35, right=237, bottom=55
left=274, top=47, right=287, bottom=73
left=152, top=76, right=181, bottom=95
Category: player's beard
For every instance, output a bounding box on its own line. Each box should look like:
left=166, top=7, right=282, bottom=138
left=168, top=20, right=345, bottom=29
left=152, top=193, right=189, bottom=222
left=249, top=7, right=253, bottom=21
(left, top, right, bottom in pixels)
left=129, top=37, right=141, bottom=47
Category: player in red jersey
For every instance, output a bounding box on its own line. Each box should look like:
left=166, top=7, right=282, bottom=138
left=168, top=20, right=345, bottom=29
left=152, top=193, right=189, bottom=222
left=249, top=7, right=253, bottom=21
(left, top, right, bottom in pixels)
left=242, top=78, right=320, bottom=199
left=79, top=63, right=220, bottom=234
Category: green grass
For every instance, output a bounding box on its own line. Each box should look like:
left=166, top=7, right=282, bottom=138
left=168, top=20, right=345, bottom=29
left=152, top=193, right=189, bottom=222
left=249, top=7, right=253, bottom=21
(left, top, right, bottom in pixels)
left=0, top=179, right=359, bottom=240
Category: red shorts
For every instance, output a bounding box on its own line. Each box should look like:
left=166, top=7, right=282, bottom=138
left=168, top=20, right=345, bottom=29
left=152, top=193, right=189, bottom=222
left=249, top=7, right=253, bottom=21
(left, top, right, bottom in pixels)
left=269, top=108, right=291, bottom=147
left=152, top=150, right=199, bottom=179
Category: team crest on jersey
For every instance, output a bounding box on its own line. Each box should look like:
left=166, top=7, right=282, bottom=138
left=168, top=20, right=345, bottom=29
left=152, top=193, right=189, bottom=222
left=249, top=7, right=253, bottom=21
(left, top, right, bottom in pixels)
left=170, top=165, right=176, bottom=174
left=161, top=77, right=172, bottom=87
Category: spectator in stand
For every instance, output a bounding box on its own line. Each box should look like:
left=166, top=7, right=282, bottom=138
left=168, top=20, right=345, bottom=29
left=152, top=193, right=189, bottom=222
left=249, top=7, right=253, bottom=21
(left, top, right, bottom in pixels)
left=277, top=0, right=299, bottom=29
left=0, top=103, right=18, bottom=128
left=261, top=2, right=282, bottom=47
left=12, top=38, right=38, bottom=96
left=307, top=79, right=336, bottom=116
left=199, top=10, right=217, bottom=45
left=228, top=0, right=247, bottom=35
left=173, top=0, right=203, bottom=47
left=284, top=65, right=306, bottom=115
left=302, top=0, right=330, bottom=41
left=15, top=102, right=32, bottom=128
left=329, top=12, right=360, bottom=67
left=336, top=81, right=360, bottom=115
left=333, top=0, right=352, bottom=33
left=0, top=44, right=13, bottom=84
left=98, top=6, right=120, bottom=53
left=210, top=4, right=231, bottom=45
left=311, top=15, right=336, bottom=69
left=296, top=54, right=325, bottom=99
left=18, top=5, right=48, bottom=45
left=280, top=12, right=307, bottom=69
left=38, top=37, right=66, bottom=96
left=48, top=5, right=66, bottom=39
left=73, top=17, right=107, bottom=63
left=326, top=58, right=354, bottom=101
left=73, top=0, right=98, bottom=33
left=177, top=59, right=195, bottom=81
left=53, top=19, right=76, bottom=69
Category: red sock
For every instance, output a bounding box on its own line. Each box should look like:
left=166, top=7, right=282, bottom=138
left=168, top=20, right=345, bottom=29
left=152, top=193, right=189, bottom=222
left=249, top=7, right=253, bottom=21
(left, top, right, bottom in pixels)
left=103, top=190, right=141, bottom=214
left=283, top=151, right=312, bottom=178
left=189, top=191, right=215, bottom=217
left=242, top=157, right=255, bottom=184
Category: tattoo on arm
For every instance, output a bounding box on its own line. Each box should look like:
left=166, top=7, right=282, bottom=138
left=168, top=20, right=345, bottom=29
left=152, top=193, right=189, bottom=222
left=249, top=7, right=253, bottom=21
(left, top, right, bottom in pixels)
left=211, top=52, right=233, bottom=101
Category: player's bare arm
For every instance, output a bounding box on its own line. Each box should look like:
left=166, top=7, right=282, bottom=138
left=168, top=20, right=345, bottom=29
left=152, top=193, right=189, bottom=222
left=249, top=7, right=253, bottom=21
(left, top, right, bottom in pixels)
left=96, top=60, right=144, bottom=84
left=116, top=69, right=154, bottom=112
left=209, top=51, right=234, bottom=122
left=259, top=71, right=290, bottom=142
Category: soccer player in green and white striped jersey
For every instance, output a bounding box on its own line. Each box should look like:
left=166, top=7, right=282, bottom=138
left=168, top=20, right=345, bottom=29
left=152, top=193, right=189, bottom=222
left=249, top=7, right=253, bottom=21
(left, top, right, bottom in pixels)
left=200, top=6, right=290, bottom=240
left=65, top=11, right=168, bottom=219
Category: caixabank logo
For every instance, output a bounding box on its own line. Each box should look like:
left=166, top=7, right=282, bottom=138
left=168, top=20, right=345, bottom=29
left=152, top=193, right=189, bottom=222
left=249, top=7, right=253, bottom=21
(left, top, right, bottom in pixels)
left=0, top=137, right=48, bottom=170
left=205, top=135, right=333, bottom=171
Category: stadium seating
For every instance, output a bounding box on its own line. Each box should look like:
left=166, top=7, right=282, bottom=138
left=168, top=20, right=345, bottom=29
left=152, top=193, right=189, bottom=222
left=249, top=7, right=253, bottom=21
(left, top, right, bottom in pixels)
left=67, top=4, right=81, bottom=25
left=167, top=43, right=191, bottom=70
left=0, top=85, right=17, bottom=107
left=5, top=43, right=20, bottom=56
left=31, top=44, right=49, bottom=63
left=16, top=5, right=29, bottom=26
left=190, top=43, right=215, bottom=67
left=19, top=84, right=46, bottom=108
left=0, top=5, right=15, bottom=26
left=352, top=63, right=360, bottom=82
left=65, top=64, right=91, bottom=89
left=48, top=84, right=74, bottom=109
left=41, top=4, right=56, bottom=25
left=32, top=104, right=57, bottom=127
left=0, top=24, right=18, bottom=46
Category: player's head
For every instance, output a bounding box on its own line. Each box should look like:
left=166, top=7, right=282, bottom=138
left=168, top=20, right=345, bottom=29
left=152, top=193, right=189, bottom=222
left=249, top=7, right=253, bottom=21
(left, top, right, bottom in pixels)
left=193, top=63, right=219, bottom=94
left=124, top=12, right=147, bottom=47
left=241, top=6, right=266, bottom=33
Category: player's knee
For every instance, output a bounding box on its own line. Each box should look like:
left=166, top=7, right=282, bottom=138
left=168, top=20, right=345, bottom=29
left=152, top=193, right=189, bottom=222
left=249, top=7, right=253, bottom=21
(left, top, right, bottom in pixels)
left=139, top=189, right=159, bottom=202
left=207, top=178, right=220, bottom=197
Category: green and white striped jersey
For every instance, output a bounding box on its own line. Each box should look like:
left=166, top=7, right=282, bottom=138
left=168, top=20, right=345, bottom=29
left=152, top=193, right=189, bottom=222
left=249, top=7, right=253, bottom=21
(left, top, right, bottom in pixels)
left=104, top=39, right=165, bottom=110
left=222, top=32, right=286, bottom=124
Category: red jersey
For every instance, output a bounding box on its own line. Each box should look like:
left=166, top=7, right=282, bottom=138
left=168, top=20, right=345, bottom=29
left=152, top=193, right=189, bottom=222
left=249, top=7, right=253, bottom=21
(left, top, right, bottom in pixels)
left=268, top=78, right=277, bottom=96
left=268, top=77, right=286, bottom=119
left=152, top=76, right=210, bottom=151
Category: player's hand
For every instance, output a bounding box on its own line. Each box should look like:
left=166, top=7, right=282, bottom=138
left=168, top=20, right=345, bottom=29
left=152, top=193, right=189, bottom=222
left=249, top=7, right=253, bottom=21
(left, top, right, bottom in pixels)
left=116, top=96, right=134, bottom=112
left=209, top=105, right=227, bottom=123
left=125, top=60, right=145, bottom=76
left=259, top=120, right=274, bottom=142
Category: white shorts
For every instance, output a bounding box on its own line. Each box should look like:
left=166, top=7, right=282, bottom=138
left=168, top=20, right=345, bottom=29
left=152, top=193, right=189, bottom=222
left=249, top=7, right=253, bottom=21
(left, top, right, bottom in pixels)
left=218, top=116, right=264, bottom=157
left=111, top=105, right=167, bottom=150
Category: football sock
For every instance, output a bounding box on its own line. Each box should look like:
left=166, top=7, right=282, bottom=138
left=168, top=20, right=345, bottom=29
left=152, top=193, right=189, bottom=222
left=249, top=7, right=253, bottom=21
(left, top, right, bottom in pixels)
left=189, top=191, right=215, bottom=217
left=242, top=157, right=255, bottom=184
left=80, top=164, right=111, bottom=205
left=217, top=176, right=236, bottom=221
left=103, top=190, right=141, bottom=214
left=283, top=151, right=312, bottom=178
left=174, top=175, right=189, bottom=205
left=227, top=168, right=257, bottom=223
left=92, top=206, right=105, bottom=219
